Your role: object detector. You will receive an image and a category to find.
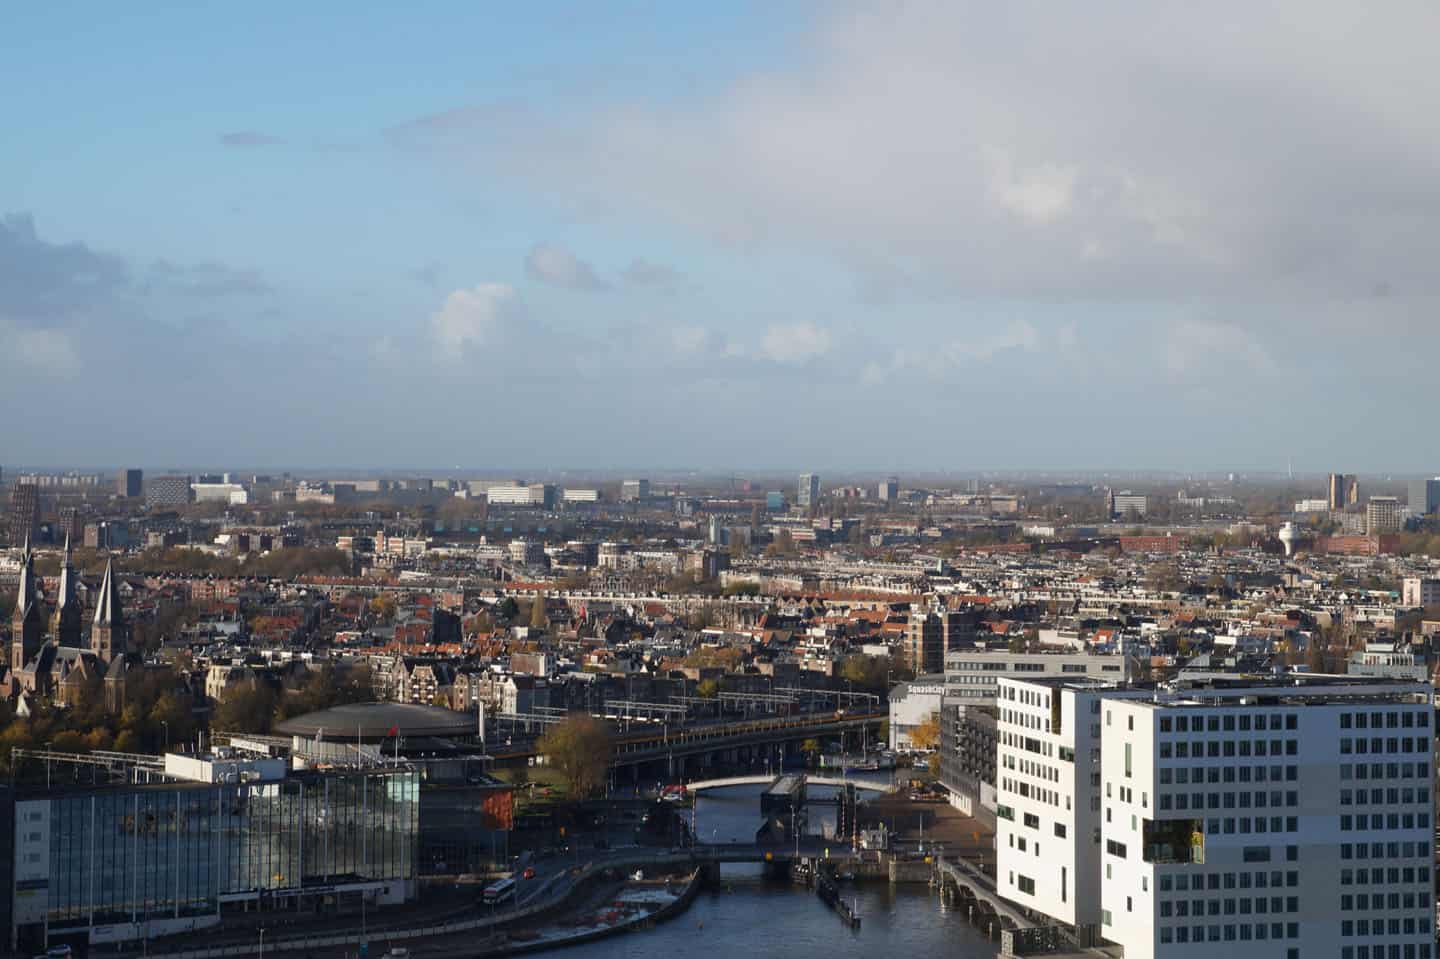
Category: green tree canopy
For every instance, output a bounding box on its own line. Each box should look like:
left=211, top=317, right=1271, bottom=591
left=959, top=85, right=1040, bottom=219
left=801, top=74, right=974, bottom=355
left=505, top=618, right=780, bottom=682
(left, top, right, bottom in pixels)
left=538, top=714, right=611, bottom=799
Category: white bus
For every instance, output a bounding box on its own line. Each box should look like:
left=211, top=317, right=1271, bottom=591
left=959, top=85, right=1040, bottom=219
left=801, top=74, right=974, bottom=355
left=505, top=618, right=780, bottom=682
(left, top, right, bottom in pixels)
left=482, top=877, right=517, bottom=904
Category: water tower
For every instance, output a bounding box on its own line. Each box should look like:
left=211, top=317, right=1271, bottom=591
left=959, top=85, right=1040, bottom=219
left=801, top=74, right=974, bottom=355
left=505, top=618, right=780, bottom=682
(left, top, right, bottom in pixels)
left=1278, top=522, right=1297, bottom=557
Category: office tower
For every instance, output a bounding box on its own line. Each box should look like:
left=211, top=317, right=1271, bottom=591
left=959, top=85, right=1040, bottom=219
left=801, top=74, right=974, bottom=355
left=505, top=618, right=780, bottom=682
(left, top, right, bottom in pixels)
left=116, top=468, right=143, bottom=498
left=798, top=473, right=820, bottom=509
left=57, top=506, right=86, bottom=545
left=1366, top=496, right=1402, bottom=535
left=144, top=475, right=192, bottom=508
left=997, top=674, right=1435, bottom=959
left=485, top=483, right=555, bottom=508
left=1108, top=489, right=1149, bottom=519
left=5, top=481, right=41, bottom=546
left=1328, top=473, right=1349, bottom=511
left=765, top=491, right=785, bottom=511
left=1407, top=478, right=1440, bottom=516
left=1347, top=476, right=1361, bottom=507
left=879, top=476, right=899, bottom=502
left=620, top=479, right=650, bottom=502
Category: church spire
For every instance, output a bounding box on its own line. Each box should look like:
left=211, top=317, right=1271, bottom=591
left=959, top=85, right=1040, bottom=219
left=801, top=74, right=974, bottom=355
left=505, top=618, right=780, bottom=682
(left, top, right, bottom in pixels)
left=55, top=532, right=82, bottom=647
left=91, top=557, right=128, bottom=664
left=93, top=558, right=123, bottom=628
left=57, top=532, right=76, bottom=610
left=14, top=534, right=37, bottom=614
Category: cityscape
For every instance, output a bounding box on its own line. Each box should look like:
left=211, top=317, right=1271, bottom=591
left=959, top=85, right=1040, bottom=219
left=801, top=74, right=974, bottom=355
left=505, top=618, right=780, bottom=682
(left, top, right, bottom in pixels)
left=6, top=3, right=1440, bottom=959
left=0, top=467, right=1439, bottom=958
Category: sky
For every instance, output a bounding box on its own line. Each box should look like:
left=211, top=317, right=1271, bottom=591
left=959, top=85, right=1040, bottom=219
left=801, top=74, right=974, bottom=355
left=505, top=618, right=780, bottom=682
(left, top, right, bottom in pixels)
left=4, top=2, right=1439, bottom=474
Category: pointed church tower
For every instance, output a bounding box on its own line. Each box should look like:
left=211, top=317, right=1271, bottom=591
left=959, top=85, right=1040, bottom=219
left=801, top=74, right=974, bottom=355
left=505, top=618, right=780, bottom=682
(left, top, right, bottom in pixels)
left=11, top=535, right=46, bottom=673
left=54, top=533, right=83, bottom=647
left=91, top=558, right=128, bottom=664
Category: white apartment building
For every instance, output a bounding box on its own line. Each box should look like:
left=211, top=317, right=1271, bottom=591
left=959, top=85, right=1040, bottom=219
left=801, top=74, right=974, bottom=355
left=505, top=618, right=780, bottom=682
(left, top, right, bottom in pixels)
left=996, top=678, right=1144, bottom=929
left=945, top=650, right=1133, bottom=704
left=486, top=483, right=554, bottom=507
left=563, top=487, right=600, bottom=503
left=1402, top=577, right=1440, bottom=608
left=998, top=675, right=1435, bottom=959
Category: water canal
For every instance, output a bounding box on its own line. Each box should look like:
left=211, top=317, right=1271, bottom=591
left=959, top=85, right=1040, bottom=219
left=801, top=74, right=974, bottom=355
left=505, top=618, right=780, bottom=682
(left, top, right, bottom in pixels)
left=559, top=784, right=1002, bottom=959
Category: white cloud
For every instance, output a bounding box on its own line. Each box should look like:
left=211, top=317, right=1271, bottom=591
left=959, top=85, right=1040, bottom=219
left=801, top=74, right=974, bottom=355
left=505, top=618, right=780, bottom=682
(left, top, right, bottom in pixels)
left=1166, top=320, right=1278, bottom=379
left=430, top=283, right=523, bottom=353
left=524, top=243, right=606, bottom=291
left=670, top=326, right=711, bottom=354
left=414, top=2, right=1440, bottom=313
left=944, top=320, right=1039, bottom=363
left=760, top=322, right=832, bottom=364
left=984, top=148, right=1078, bottom=224
left=0, top=321, right=79, bottom=376
left=862, top=320, right=1041, bottom=384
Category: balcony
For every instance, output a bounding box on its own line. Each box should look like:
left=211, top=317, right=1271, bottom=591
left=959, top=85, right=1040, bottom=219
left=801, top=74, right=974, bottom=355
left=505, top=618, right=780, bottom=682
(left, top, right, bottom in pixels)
left=1142, top=818, right=1204, bottom=864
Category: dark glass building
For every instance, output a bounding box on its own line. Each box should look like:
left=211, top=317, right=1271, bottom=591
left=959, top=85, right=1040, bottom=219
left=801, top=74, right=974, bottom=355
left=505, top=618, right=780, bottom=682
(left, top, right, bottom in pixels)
left=12, top=769, right=418, bottom=951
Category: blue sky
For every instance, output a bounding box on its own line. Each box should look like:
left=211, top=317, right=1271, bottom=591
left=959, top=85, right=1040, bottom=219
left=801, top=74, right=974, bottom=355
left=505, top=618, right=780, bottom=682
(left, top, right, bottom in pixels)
left=5, top=2, right=1439, bottom=473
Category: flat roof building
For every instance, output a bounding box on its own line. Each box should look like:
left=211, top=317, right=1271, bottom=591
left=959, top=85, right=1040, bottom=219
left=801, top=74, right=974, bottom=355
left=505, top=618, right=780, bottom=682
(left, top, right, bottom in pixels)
left=996, top=674, right=1435, bottom=959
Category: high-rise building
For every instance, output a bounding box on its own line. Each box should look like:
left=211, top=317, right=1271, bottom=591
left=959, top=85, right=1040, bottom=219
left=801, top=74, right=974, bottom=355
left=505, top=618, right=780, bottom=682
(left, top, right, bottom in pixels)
left=116, top=468, right=143, bottom=498
left=878, top=476, right=899, bottom=502
left=765, top=491, right=785, bottom=511
left=798, top=473, right=820, bottom=509
left=1401, top=577, right=1440, bottom=607
left=1328, top=473, right=1349, bottom=511
left=903, top=610, right=945, bottom=674
left=996, top=674, right=1435, bottom=959
left=145, top=475, right=192, bottom=509
left=1366, top=496, right=1402, bottom=535
left=485, top=483, right=555, bottom=508
left=5, top=481, right=41, bottom=546
left=1108, top=489, right=1149, bottom=519
left=620, top=479, right=650, bottom=502
left=1407, top=478, right=1440, bottom=516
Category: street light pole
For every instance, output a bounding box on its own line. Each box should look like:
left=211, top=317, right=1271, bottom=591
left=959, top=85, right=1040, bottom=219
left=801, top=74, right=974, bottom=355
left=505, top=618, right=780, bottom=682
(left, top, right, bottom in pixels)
left=162, top=721, right=170, bottom=754
left=258, top=927, right=265, bottom=959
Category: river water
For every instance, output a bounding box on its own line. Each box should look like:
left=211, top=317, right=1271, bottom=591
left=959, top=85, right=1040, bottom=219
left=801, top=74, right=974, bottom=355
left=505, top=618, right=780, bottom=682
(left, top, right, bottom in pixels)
left=561, top=784, right=1002, bottom=959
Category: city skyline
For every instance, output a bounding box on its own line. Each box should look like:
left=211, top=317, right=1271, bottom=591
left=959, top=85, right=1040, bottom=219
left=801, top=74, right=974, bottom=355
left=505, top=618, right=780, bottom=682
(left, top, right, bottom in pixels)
left=5, top=3, right=1440, bottom=470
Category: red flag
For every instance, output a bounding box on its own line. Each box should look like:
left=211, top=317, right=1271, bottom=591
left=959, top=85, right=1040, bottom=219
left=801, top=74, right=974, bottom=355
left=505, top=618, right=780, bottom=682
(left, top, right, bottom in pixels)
left=388, top=726, right=399, bottom=737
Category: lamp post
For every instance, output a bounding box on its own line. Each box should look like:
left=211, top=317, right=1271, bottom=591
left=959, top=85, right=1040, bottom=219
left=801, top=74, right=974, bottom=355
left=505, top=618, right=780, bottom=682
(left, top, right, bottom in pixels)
left=258, top=927, right=265, bottom=959
left=161, top=721, right=170, bottom=753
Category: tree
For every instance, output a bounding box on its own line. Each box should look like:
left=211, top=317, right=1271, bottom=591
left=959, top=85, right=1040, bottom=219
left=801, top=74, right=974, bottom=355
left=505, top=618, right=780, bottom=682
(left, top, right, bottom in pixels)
left=910, top=710, right=941, bottom=751
left=800, top=738, right=822, bottom=765
left=211, top=682, right=279, bottom=734
left=696, top=679, right=720, bottom=699
left=839, top=654, right=902, bottom=692
left=538, top=714, right=611, bottom=799
left=369, top=595, right=398, bottom=623
left=764, top=530, right=796, bottom=558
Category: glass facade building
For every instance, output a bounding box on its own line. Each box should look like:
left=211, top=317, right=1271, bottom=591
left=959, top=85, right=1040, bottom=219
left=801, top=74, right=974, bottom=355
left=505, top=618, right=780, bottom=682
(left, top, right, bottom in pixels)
left=19, top=770, right=418, bottom=943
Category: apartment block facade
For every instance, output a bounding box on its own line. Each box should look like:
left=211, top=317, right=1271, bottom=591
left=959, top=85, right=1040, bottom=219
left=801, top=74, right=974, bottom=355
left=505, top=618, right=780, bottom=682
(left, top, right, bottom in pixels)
left=997, top=675, right=1436, bottom=959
